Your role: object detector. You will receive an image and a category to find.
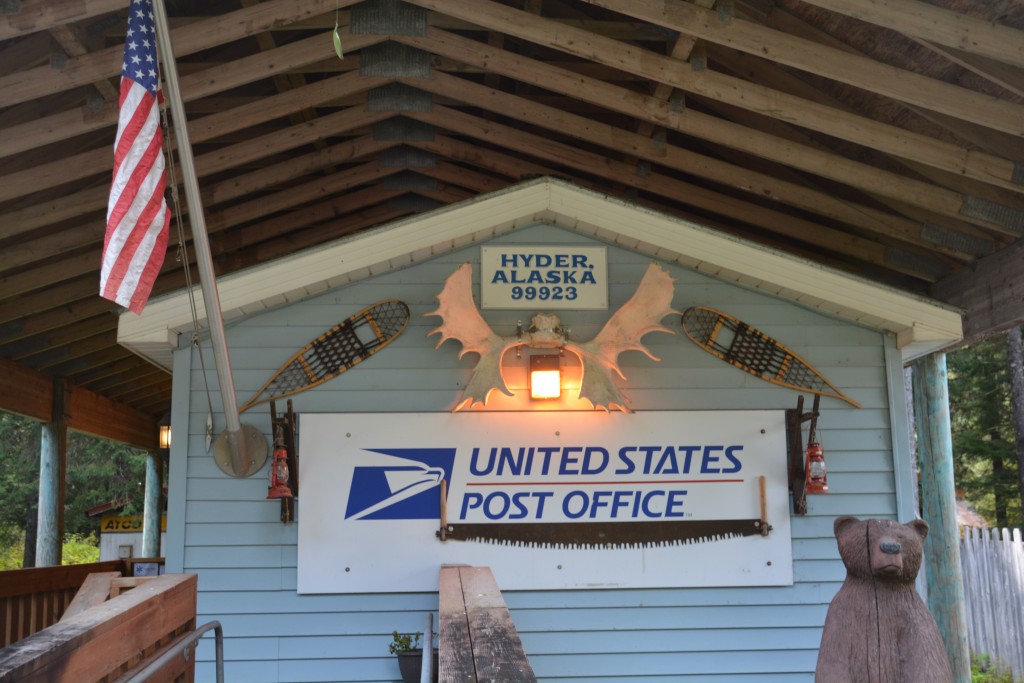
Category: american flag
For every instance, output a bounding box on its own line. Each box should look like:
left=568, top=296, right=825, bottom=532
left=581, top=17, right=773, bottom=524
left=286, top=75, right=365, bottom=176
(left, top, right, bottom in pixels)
left=100, top=0, right=170, bottom=314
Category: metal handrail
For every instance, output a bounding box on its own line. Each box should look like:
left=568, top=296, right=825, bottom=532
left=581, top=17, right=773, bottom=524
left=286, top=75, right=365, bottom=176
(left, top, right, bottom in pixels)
left=126, top=620, right=224, bottom=683
left=421, top=612, right=434, bottom=683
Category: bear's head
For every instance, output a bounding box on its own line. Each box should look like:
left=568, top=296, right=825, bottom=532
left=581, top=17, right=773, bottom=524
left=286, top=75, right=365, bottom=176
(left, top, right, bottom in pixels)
left=833, top=516, right=929, bottom=583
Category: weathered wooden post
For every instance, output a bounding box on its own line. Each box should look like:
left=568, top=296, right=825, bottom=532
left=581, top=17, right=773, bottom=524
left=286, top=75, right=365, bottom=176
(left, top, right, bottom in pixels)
left=142, top=451, right=163, bottom=558
left=912, top=353, right=970, bottom=682
left=35, top=379, right=67, bottom=567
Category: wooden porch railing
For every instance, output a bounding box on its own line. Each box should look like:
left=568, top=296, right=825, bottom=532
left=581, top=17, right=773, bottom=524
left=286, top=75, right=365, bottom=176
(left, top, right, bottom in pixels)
left=0, top=560, right=125, bottom=648
left=0, top=572, right=198, bottom=683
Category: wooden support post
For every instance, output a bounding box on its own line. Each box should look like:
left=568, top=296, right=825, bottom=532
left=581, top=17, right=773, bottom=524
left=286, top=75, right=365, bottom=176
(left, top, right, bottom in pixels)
left=141, top=451, right=162, bottom=558
left=36, top=379, right=67, bottom=567
left=912, top=353, right=971, bottom=683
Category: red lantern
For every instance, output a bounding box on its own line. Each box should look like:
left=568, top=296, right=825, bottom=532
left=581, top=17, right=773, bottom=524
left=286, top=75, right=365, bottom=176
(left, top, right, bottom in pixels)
left=804, top=441, right=829, bottom=494
left=267, top=438, right=294, bottom=499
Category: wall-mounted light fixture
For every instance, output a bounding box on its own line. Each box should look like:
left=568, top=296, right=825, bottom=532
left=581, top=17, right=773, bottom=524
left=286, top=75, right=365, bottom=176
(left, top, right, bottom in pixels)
left=529, top=354, right=562, bottom=400
left=157, top=414, right=172, bottom=451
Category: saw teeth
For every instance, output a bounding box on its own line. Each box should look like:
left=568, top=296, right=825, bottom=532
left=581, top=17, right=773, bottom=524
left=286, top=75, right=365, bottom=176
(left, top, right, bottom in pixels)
left=442, top=519, right=768, bottom=548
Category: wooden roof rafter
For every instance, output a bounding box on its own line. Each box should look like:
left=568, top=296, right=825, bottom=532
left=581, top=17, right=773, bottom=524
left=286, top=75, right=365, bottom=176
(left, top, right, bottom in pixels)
left=0, top=0, right=1021, bottom=429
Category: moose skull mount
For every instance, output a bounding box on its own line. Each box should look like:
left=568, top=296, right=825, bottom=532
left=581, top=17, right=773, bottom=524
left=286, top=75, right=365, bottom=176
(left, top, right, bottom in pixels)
left=426, top=262, right=679, bottom=412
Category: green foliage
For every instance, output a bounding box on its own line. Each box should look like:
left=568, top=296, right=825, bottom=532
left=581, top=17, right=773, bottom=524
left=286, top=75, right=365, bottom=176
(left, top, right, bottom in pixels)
left=971, top=654, right=1015, bottom=683
left=61, top=533, right=100, bottom=565
left=388, top=631, right=422, bottom=654
left=948, top=333, right=1023, bottom=528
left=0, top=412, right=152, bottom=566
left=0, top=413, right=41, bottom=531
left=0, top=526, right=100, bottom=569
left=0, top=525, right=25, bottom=570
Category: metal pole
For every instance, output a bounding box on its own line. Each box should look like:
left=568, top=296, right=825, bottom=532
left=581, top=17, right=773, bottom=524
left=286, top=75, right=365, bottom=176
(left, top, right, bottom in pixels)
left=150, top=0, right=250, bottom=476
left=420, top=612, right=434, bottom=683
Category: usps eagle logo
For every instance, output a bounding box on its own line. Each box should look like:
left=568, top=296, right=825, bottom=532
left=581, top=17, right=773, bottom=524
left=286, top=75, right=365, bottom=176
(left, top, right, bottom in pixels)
left=344, top=449, right=456, bottom=520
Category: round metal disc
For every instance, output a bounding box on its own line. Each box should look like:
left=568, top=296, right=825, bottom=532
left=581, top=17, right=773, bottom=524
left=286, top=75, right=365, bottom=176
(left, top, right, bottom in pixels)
left=213, top=423, right=269, bottom=477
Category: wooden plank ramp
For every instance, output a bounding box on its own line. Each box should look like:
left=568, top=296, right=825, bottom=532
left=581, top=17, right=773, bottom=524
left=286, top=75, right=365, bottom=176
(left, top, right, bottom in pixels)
left=438, top=566, right=536, bottom=683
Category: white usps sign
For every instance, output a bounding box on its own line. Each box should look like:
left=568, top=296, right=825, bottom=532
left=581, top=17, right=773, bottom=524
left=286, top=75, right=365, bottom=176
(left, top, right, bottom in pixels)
left=297, top=411, right=793, bottom=593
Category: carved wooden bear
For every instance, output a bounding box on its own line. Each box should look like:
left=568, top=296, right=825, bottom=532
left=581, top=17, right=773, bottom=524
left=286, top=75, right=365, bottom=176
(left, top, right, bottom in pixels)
left=815, top=516, right=952, bottom=683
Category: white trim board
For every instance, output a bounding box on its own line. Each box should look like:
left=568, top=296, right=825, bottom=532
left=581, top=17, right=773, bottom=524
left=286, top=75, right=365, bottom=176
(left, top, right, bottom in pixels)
left=119, top=178, right=962, bottom=369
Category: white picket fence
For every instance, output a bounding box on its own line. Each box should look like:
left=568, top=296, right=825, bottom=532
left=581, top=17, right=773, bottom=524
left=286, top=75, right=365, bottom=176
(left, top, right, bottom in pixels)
left=960, top=526, right=1024, bottom=681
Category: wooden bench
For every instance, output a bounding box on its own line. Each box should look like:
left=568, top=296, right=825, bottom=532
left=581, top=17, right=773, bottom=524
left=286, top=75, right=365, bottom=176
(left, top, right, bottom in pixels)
left=438, top=566, right=537, bottom=683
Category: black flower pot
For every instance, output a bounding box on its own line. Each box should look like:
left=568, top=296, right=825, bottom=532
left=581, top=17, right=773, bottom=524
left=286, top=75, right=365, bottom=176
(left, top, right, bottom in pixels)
left=396, top=648, right=438, bottom=683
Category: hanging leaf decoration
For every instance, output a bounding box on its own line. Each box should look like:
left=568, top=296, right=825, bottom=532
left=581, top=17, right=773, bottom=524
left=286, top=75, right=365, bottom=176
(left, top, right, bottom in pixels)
left=332, top=21, right=344, bottom=60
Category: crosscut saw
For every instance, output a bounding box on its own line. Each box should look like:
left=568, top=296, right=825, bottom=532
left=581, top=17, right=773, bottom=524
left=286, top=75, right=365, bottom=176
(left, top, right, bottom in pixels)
left=436, top=477, right=772, bottom=548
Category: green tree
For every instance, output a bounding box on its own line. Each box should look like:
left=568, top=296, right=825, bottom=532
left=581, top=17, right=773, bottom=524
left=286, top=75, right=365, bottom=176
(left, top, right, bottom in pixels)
left=948, top=333, right=1023, bottom=528
left=0, top=412, right=150, bottom=567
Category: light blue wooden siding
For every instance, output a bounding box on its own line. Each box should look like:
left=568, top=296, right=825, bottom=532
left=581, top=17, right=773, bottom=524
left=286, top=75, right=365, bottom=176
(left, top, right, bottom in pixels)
left=170, top=224, right=901, bottom=682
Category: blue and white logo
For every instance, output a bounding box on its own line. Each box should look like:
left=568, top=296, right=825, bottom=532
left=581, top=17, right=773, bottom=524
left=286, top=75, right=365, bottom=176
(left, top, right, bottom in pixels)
left=344, top=448, right=456, bottom=520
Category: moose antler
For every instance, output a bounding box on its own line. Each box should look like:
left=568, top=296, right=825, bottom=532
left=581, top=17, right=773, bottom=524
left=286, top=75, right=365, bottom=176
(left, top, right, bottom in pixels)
left=425, top=262, right=678, bottom=412
left=572, top=263, right=679, bottom=411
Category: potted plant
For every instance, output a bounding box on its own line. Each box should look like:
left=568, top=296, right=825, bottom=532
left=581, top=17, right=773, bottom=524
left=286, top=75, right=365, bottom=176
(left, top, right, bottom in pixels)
left=389, top=630, right=438, bottom=683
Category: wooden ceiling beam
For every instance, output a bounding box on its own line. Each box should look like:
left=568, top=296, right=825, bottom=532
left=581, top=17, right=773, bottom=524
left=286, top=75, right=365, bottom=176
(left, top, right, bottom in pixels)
left=210, top=185, right=406, bottom=257
left=795, top=0, right=1024, bottom=69
left=66, top=382, right=159, bottom=448
left=106, top=378, right=174, bottom=407
left=430, top=161, right=511, bottom=194
left=0, top=32, right=51, bottom=79
left=216, top=203, right=411, bottom=273
left=48, top=23, right=119, bottom=102
left=913, top=41, right=1024, bottom=100
left=576, top=0, right=1024, bottom=137
left=0, top=65, right=391, bottom=210
left=2, top=101, right=392, bottom=242
left=0, top=250, right=101, bottom=300
left=3, top=185, right=412, bottom=349
left=78, top=356, right=165, bottom=390
left=0, top=0, right=125, bottom=41
left=0, top=155, right=404, bottom=301
left=402, top=71, right=990, bottom=260
left=0, top=357, right=157, bottom=449
left=32, top=335, right=126, bottom=374
left=396, top=28, right=1018, bottom=235
left=409, top=115, right=942, bottom=280
left=930, top=236, right=1024, bottom=344
left=205, top=158, right=400, bottom=232
left=709, top=48, right=1024, bottom=220
left=0, top=297, right=114, bottom=347
left=288, top=12, right=673, bottom=42
left=0, top=277, right=100, bottom=325
left=0, top=0, right=351, bottom=108
left=0, top=315, right=115, bottom=359
left=416, top=129, right=943, bottom=283
left=405, top=0, right=1023, bottom=193
left=1, top=132, right=398, bottom=273
left=0, top=30, right=385, bottom=158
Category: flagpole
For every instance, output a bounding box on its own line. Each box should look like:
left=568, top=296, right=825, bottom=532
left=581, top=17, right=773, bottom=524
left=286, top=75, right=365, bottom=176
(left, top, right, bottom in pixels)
left=151, top=0, right=252, bottom=477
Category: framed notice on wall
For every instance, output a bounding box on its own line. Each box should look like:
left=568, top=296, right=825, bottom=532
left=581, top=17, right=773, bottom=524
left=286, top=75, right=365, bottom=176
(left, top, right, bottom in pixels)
left=479, top=245, right=607, bottom=310
left=297, top=411, right=793, bottom=593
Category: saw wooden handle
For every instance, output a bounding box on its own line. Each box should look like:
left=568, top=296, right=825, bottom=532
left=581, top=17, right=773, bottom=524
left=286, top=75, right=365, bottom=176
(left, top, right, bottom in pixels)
left=439, top=479, right=448, bottom=542
left=758, top=475, right=769, bottom=537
